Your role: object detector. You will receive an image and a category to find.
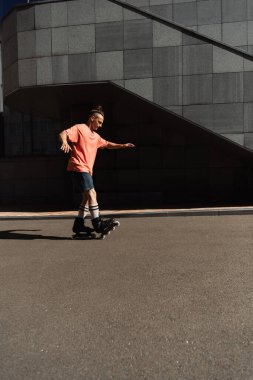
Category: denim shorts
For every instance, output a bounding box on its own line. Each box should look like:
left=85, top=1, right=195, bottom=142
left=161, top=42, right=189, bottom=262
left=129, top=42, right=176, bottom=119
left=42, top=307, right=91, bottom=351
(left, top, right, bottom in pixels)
left=70, top=171, right=94, bottom=193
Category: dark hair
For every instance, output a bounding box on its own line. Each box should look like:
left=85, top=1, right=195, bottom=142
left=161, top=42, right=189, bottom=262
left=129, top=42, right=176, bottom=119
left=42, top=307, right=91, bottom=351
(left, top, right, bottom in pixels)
left=89, top=105, right=104, bottom=118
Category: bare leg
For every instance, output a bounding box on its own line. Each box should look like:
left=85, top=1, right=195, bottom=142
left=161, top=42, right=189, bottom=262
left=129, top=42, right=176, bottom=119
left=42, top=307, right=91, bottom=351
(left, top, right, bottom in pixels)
left=82, top=188, right=97, bottom=206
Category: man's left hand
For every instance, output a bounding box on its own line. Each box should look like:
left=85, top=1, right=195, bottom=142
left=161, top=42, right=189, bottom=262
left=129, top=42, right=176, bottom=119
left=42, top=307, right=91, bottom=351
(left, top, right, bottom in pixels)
left=123, top=143, right=135, bottom=148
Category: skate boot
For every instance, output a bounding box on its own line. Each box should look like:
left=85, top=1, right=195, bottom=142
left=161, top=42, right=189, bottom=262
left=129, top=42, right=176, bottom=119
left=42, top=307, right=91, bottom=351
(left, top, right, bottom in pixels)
left=72, top=217, right=95, bottom=239
left=92, top=216, right=120, bottom=238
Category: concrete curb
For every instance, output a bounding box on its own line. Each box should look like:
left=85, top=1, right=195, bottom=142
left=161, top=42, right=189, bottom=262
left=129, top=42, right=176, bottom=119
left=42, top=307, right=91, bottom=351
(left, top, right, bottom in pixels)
left=1, top=207, right=253, bottom=220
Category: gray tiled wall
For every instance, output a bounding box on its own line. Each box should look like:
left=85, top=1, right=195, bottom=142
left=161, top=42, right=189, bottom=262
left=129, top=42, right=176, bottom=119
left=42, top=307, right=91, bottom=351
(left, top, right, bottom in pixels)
left=124, top=0, right=253, bottom=52
left=68, top=0, right=95, bottom=25
left=213, top=73, right=244, bottom=103
left=96, top=22, right=123, bottom=51
left=69, top=53, right=96, bottom=82
left=52, top=27, right=68, bottom=55
left=124, top=19, right=153, bottom=49
left=183, top=44, right=213, bottom=75
left=2, top=0, right=253, bottom=151
left=51, top=55, right=68, bottom=84
left=36, top=29, right=52, bottom=57
left=153, top=46, right=182, bottom=76
left=183, top=74, right=213, bottom=105
left=37, top=57, right=52, bottom=85
left=124, top=48, right=152, bottom=79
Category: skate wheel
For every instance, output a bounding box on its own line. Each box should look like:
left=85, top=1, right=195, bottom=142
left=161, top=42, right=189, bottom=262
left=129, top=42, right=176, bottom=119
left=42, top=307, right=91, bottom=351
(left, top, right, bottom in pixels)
left=115, top=221, right=120, bottom=227
left=112, top=227, right=115, bottom=231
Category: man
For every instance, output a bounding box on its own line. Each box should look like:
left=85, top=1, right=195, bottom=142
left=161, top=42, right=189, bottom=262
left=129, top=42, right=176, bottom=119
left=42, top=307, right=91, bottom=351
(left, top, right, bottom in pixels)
left=59, top=105, right=135, bottom=235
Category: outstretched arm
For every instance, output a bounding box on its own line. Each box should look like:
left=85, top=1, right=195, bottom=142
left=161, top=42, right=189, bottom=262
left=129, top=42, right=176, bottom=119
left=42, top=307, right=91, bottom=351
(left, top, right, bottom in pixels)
left=59, top=131, right=72, bottom=153
left=106, top=142, right=135, bottom=149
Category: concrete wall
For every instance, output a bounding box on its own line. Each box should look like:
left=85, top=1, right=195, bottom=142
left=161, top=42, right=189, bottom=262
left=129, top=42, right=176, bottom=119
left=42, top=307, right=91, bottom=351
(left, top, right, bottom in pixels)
left=2, top=0, right=253, bottom=150
left=3, top=107, right=61, bottom=157
left=0, top=37, right=3, bottom=113
left=0, top=155, right=70, bottom=205
left=0, top=32, right=4, bottom=157
left=124, top=0, right=253, bottom=53
left=1, top=94, right=253, bottom=207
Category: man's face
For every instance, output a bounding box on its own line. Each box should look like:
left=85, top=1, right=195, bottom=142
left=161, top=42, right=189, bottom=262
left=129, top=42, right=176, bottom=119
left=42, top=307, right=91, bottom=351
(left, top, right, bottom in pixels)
left=91, top=114, right=104, bottom=131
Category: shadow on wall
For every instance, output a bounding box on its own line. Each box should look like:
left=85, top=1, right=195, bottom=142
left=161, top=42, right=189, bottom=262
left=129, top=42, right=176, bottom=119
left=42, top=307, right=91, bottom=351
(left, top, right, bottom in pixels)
left=68, top=84, right=253, bottom=209
left=2, top=82, right=253, bottom=208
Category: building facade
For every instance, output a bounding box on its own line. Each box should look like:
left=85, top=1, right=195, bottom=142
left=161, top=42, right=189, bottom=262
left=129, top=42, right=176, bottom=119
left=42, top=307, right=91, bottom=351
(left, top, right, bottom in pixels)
left=1, top=0, right=253, bottom=207
left=124, top=0, right=253, bottom=53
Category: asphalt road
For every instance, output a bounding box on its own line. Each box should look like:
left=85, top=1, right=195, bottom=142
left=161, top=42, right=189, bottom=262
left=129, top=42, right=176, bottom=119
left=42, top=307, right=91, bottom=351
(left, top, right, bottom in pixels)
left=0, top=215, right=252, bottom=380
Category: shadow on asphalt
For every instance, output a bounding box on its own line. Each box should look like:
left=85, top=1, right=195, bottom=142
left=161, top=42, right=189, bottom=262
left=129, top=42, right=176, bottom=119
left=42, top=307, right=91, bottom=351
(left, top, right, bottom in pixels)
left=0, top=230, right=72, bottom=240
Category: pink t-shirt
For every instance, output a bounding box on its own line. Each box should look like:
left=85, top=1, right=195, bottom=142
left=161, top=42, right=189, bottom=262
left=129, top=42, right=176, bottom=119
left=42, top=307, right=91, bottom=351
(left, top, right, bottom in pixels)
left=65, top=124, right=108, bottom=175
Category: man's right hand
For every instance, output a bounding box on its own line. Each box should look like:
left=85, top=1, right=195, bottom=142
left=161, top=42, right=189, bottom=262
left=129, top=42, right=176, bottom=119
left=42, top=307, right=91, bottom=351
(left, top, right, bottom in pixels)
left=60, top=142, right=72, bottom=154
left=59, top=131, right=72, bottom=153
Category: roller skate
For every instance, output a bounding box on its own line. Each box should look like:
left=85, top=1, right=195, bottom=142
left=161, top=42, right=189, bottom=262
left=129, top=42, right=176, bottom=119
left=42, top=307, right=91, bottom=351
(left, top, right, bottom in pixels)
left=92, top=216, right=120, bottom=239
left=72, top=217, right=96, bottom=240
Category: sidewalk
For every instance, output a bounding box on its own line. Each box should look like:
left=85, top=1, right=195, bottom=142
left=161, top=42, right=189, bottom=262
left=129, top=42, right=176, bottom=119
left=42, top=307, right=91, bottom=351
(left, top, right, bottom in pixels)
left=1, top=205, right=253, bottom=220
